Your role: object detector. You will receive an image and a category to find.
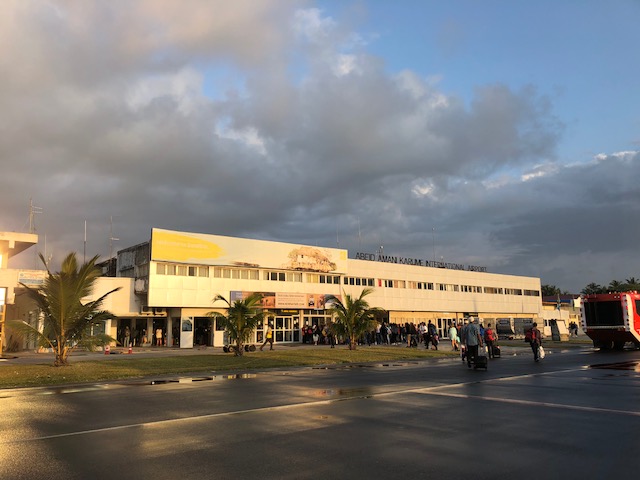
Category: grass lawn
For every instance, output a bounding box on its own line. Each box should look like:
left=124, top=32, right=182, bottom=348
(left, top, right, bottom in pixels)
left=0, top=347, right=458, bottom=390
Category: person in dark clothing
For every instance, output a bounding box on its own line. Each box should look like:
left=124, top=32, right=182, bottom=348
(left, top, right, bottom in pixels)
left=427, top=320, right=438, bottom=350
left=530, top=322, right=542, bottom=362
left=462, top=318, right=483, bottom=367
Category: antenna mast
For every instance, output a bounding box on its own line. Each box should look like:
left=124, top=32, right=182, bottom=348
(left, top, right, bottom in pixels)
left=28, top=197, right=42, bottom=234
left=28, top=198, right=43, bottom=268
left=109, top=215, right=119, bottom=260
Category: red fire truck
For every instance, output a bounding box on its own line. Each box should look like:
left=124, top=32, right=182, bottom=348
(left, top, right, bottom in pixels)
left=580, top=292, right=640, bottom=350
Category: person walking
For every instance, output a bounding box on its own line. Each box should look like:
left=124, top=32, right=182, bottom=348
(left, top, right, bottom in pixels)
left=260, top=323, right=274, bottom=351
left=427, top=320, right=438, bottom=350
left=529, top=322, right=543, bottom=362
left=462, top=317, right=483, bottom=368
left=484, top=323, right=497, bottom=359
left=449, top=321, right=459, bottom=351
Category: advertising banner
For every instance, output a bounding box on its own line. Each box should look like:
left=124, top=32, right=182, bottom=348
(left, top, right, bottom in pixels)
left=18, top=270, right=47, bottom=287
left=151, top=228, right=347, bottom=273
left=230, top=291, right=335, bottom=310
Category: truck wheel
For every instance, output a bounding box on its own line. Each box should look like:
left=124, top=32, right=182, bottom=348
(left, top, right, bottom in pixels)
left=249, top=345, right=256, bottom=352
left=613, top=341, right=625, bottom=351
left=598, top=340, right=614, bottom=351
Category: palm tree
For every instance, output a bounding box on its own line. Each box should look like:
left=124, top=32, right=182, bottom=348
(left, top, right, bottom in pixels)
left=625, top=277, right=640, bottom=291
left=541, top=285, right=561, bottom=297
left=325, top=288, right=381, bottom=350
left=581, top=283, right=605, bottom=295
left=10, top=253, right=120, bottom=366
left=208, top=292, right=269, bottom=356
left=608, top=280, right=624, bottom=292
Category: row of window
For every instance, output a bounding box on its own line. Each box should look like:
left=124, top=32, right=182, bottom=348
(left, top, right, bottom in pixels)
left=344, top=276, right=376, bottom=287
left=155, top=263, right=540, bottom=297
left=156, top=263, right=209, bottom=277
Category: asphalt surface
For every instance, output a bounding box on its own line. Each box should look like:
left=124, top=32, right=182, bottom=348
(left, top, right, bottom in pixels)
left=1, top=344, right=638, bottom=480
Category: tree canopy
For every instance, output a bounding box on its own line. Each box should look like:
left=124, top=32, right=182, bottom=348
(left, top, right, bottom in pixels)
left=544, top=276, right=640, bottom=296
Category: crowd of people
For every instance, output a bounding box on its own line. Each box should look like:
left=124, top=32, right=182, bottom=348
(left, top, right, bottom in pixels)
left=300, top=320, right=452, bottom=350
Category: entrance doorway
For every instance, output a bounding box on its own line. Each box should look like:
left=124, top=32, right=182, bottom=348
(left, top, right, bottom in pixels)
left=273, top=315, right=299, bottom=342
left=194, top=317, right=213, bottom=346
left=302, top=313, right=332, bottom=344
left=152, top=319, right=166, bottom=346
left=117, top=319, right=132, bottom=347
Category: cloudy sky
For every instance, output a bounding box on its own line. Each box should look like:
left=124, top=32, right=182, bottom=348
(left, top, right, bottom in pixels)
left=2, top=0, right=639, bottom=293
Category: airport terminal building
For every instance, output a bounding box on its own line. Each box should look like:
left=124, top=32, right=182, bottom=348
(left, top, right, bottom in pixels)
left=91, top=228, right=543, bottom=349
left=1, top=228, right=542, bottom=351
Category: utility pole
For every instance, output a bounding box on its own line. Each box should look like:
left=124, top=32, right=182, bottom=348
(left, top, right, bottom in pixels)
left=109, top=215, right=119, bottom=260
left=432, top=227, right=436, bottom=264
left=29, top=198, right=43, bottom=268
left=109, top=216, right=119, bottom=277
left=28, top=197, right=42, bottom=234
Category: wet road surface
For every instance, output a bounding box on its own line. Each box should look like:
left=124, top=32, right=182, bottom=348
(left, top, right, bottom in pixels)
left=1, top=347, right=638, bottom=479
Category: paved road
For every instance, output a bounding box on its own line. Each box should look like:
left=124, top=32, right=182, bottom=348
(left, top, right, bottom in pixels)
left=1, top=346, right=638, bottom=480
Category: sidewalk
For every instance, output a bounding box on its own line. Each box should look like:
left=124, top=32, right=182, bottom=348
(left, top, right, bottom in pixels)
left=2, top=337, right=585, bottom=366
left=2, top=341, right=459, bottom=365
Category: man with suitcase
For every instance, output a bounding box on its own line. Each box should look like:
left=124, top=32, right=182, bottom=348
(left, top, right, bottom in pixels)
left=462, top=317, right=484, bottom=368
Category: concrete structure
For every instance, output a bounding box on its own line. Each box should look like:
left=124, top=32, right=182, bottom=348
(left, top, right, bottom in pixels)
left=541, top=295, right=582, bottom=340
left=1, top=227, right=544, bottom=351
left=0, top=231, right=39, bottom=354
left=106, top=228, right=543, bottom=349
left=0, top=231, right=140, bottom=353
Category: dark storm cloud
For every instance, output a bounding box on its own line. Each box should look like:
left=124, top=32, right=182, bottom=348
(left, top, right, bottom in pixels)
left=1, top=1, right=635, bottom=293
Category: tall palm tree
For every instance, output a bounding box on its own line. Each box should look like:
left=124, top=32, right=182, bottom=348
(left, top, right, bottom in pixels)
left=625, top=277, right=640, bottom=290
left=325, top=288, right=381, bottom=350
left=581, top=283, right=605, bottom=295
left=608, top=280, right=624, bottom=292
left=208, top=292, right=269, bottom=356
left=541, top=285, right=561, bottom=297
left=10, top=253, right=120, bottom=366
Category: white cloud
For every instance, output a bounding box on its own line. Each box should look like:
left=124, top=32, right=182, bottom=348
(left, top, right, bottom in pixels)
left=293, top=8, right=337, bottom=43
left=126, top=68, right=204, bottom=115
left=332, top=54, right=360, bottom=76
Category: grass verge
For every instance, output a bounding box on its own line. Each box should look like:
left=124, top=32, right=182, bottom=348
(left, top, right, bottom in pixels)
left=0, top=347, right=458, bottom=389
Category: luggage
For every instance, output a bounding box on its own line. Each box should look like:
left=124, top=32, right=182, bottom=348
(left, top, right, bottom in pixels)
left=492, top=345, right=501, bottom=358
left=473, top=346, right=488, bottom=370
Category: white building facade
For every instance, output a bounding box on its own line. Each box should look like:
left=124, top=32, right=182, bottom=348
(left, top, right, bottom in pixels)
left=106, top=228, right=543, bottom=349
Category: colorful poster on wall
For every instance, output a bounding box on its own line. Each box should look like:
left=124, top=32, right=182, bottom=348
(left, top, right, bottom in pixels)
left=151, top=228, right=348, bottom=273
left=230, top=291, right=335, bottom=310
left=230, top=291, right=276, bottom=309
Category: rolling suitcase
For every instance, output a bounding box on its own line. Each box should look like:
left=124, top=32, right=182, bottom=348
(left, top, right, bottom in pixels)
left=492, top=345, right=501, bottom=358
left=474, top=346, right=488, bottom=370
